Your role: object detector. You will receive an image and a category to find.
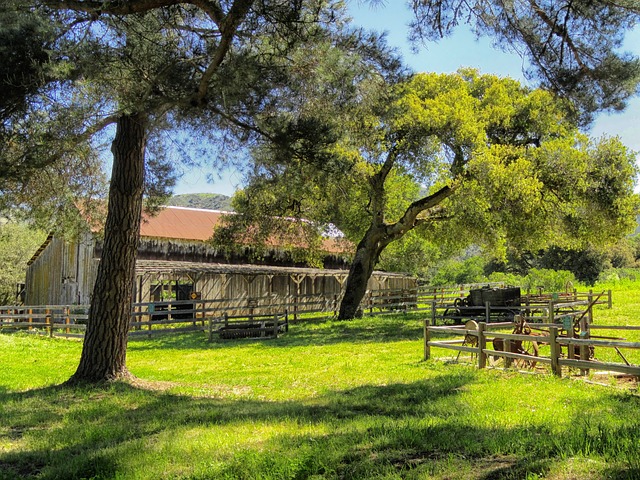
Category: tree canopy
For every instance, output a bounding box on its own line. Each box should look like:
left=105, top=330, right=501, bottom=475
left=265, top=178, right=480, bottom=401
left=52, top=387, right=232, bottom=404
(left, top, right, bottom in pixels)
left=408, top=0, right=640, bottom=121
left=220, top=70, right=639, bottom=318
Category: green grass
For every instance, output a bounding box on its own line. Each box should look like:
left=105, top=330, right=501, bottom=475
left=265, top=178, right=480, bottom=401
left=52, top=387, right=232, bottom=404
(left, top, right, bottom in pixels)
left=1, top=291, right=640, bottom=479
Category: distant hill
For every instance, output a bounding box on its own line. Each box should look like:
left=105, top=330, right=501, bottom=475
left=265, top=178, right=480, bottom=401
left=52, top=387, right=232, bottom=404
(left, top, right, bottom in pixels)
left=167, top=193, right=233, bottom=211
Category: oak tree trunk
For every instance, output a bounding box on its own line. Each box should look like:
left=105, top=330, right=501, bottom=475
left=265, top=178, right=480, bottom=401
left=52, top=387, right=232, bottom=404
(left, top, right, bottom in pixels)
left=68, top=113, right=146, bottom=384
left=338, top=234, right=381, bottom=320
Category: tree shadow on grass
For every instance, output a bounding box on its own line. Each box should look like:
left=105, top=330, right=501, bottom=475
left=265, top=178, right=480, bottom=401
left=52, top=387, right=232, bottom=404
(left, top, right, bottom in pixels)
left=2, top=372, right=639, bottom=479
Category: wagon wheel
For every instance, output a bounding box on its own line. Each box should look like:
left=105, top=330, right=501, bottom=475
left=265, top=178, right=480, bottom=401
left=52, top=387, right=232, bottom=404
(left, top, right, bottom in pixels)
left=443, top=296, right=466, bottom=324
left=511, top=317, right=540, bottom=369
left=455, top=320, right=479, bottom=363
left=513, top=338, right=539, bottom=369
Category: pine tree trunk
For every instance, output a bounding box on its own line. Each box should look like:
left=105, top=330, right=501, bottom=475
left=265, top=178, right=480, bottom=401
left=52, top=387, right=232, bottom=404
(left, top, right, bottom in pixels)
left=338, top=236, right=380, bottom=320
left=68, top=113, right=146, bottom=384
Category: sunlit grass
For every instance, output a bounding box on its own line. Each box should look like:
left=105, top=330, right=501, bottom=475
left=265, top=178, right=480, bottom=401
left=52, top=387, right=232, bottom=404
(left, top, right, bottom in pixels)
left=1, top=294, right=639, bottom=479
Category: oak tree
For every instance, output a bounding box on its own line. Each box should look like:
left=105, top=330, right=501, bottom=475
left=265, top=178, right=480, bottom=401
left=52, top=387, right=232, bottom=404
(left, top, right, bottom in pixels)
left=226, top=70, right=638, bottom=319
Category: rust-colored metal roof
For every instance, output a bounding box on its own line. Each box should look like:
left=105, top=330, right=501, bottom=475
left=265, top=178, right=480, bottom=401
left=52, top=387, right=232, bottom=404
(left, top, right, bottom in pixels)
left=139, top=206, right=350, bottom=254
left=140, top=206, right=228, bottom=242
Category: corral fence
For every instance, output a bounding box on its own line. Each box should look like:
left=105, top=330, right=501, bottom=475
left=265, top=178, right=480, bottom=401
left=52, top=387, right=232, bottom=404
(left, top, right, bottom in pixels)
left=0, top=284, right=612, bottom=340
left=424, top=292, right=640, bottom=378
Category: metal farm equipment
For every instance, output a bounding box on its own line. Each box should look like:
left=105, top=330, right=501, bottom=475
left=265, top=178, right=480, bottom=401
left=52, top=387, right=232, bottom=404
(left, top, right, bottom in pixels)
left=441, top=286, right=522, bottom=324
left=440, top=286, right=600, bottom=369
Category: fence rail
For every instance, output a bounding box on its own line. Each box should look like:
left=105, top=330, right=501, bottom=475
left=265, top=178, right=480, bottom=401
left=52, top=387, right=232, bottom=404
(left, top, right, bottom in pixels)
left=424, top=307, right=640, bottom=378
left=0, top=284, right=613, bottom=340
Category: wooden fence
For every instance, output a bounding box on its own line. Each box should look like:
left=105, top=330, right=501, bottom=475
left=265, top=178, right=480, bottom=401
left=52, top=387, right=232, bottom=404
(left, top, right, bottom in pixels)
left=424, top=298, right=640, bottom=378
left=0, top=284, right=613, bottom=340
left=0, top=286, right=421, bottom=339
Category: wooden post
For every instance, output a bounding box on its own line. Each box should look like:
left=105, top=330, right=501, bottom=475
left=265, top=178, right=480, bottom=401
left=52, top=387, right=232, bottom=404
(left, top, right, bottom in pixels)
left=588, top=290, right=594, bottom=325
left=579, top=317, right=590, bottom=376
left=567, top=321, right=575, bottom=360
left=333, top=294, right=338, bottom=318
left=272, top=314, right=278, bottom=338
left=208, top=316, right=214, bottom=342
left=478, top=322, right=487, bottom=369
left=424, top=315, right=431, bottom=361
left=431, top=301, right=436, bottom=328
left=65, top=306, right=70, bottom=334
left=548, top=300, right=555, bottom=324
left=47, top=308, right=53, bottom=338
left=607, top=289, right=612, bottom=309
left=28, top=308, right=33, bottom=331
left=550, top=326, right=561, bottom=377
left=294, top=281, right=300, bottom=321
left=485, top=301, right=491, bottom=324
left=504, top=338, right=513, bottom=368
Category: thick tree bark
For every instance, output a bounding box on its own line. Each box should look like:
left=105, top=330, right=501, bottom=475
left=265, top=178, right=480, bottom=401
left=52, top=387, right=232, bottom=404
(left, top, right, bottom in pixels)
left=68, top=113, right=147, bottom=384
left=338, top=231, right=382, bottom=320
left=337, top=186, right=454, bottom=320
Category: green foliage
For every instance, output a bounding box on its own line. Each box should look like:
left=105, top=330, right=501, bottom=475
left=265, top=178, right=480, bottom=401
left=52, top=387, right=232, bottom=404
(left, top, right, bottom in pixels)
left=232, top=69, right=638, bottom=276
left=0, top=221, right=46, bottom=304
left=409, top=0, right=640, bottom=121
left=429, top=256, right=487, bottom=286
left=377, top=230, right=441, bottom=275
left=519, top=268, right=577, bottom=293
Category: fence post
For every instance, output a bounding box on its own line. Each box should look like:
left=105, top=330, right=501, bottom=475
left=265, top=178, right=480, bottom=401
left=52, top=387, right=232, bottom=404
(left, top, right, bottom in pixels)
left=548, top=299, right=554, bottom=325
left=65, top=306, right=70, bottom=334
left=579, top=316, right=590, bottom=376
left=47, top=308, right=53, bottom=338
left=431, top=300, right=436, bottom=328
left=485, top=301, right=491, bottom=324
left=607, top=289, right=612, bottom=309
left=477, top=322, right=487, bottom=369
left=424, top=315, right=431, bottom=361
left=550, top=326, right=561, bottom=377
left=567, top=321, right=575, bottom=360
left=273, top=314, right=278, bottom=338
left=504, top=339, right=513, bottom=369
left=333, top=294, right=338, bottom=318
left=208, top=316, right=214, bottom=342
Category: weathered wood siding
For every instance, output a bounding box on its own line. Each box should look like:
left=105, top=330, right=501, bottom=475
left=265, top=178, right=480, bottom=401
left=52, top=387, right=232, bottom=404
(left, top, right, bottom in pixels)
left=25, top=233, right=97, bottom=305
left=133, top=264, right=415, bottom=316
left=25, top=235, right=416, bottom=308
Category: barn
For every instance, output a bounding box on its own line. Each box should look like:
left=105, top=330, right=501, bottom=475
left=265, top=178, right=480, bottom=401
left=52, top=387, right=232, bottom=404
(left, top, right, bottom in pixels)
left=24, top=206, right=416, bottom=308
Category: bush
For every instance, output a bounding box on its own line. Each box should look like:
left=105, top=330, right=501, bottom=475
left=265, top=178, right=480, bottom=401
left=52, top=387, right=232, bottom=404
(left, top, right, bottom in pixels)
left=429, top=256, right=486, bottom=286
left=522, top=268, right=576, bottom=293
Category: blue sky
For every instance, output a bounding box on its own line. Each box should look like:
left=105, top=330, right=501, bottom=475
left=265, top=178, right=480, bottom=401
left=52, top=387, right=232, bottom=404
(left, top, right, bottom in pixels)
left=173, top=2, right=640, bottom=197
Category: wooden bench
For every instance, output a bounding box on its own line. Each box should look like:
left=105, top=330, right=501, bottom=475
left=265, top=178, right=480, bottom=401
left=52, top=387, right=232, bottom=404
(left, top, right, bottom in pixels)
left=209, top=312, right=289, bottom=340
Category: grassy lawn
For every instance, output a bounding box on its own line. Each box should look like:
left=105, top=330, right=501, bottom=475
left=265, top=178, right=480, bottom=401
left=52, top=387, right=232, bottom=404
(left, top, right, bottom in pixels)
left=1, top=283, right=639, bottom=479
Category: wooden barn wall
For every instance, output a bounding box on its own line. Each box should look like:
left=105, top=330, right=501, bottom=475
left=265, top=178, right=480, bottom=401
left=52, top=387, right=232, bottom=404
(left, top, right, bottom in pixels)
left=134, top=269, right=415, bottom=315
left=25, top=234, right=416, bottom=307
left=25, top=234, right=97, bottom=305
